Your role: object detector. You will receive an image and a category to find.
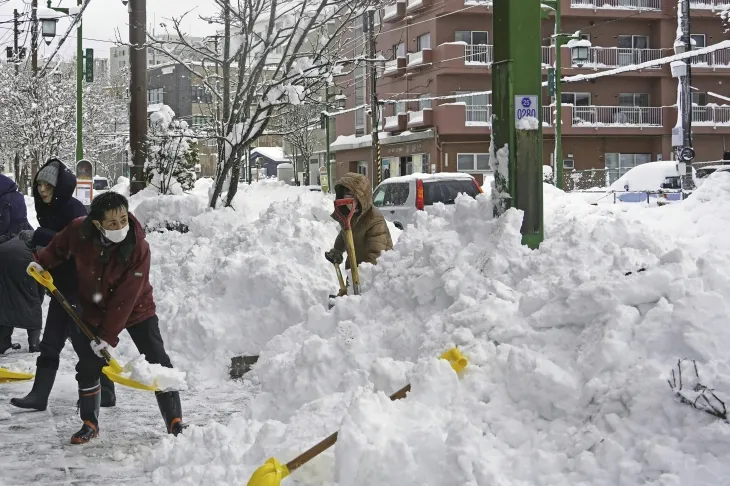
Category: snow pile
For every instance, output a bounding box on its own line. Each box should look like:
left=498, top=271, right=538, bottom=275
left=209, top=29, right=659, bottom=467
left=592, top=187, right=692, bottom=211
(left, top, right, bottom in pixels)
left=0, top=359, right=35, bottom=375
left=143, top=173, right=730, bottom=485
left=120, top=355, right=188, bottom=392
left=123, top=179, right=401, bottom=383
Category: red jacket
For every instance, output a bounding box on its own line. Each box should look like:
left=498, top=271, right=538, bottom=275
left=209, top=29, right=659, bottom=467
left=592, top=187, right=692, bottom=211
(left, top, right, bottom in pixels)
left=35, top=213, right=155, bottom=347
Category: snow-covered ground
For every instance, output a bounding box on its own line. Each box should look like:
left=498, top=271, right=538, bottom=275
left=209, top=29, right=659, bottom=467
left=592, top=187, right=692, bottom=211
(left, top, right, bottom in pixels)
left=3, top=173, right=730, bottom=485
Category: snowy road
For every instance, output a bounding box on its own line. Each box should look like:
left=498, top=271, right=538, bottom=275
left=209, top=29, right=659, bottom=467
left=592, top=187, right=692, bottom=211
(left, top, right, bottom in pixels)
left=0, top=330, right=256, bottom=486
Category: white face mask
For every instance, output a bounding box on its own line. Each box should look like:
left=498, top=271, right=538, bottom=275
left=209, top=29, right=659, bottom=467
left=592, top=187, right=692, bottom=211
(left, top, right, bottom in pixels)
left=103, top=225, right=129, bottom=243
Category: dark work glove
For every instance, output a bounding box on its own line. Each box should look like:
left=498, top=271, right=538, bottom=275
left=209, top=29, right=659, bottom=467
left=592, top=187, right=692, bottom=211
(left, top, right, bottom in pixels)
left=325, top=249, right=343, bottom=265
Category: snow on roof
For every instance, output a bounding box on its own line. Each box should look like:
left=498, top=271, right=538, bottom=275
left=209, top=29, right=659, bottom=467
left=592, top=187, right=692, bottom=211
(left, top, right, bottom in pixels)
left=251, top=147, right=291, bottom=163
left=608, top=161, right=696, bottom=191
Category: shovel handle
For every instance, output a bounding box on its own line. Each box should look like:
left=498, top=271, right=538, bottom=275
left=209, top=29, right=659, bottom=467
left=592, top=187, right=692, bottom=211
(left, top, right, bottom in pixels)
left=333, top=262, right=347, bottom=293
left=284, top=348, right=467, bottom=474
left=343, top=229, right=360, bottom=295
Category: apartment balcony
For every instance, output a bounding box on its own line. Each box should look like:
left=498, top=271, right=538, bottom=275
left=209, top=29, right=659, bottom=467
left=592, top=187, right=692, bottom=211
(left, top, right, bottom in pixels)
left=383, top=57, right=406, bottom=77
left=407, top=108, right=434, bottom=128
left=689, top=0, right=730, bottom=11
left=406, top=0, right=432, bottom=12
left=577, top=47, right=663, bottom=70
left=566, top=105, right=665, bottom=135
left=689, top=105, right=730, bottom=134
left=433, top=43, right=551, bottom=73
left=407, top=49, right=432, bottom=68
left=383, top=1, right=406, bottom=22
left=690, top=49, right=730, bottom=72
left=567, top=0, right=665, bottom=18
left=434, top=103, right=553, bottom=135
left=441, top=0, right=492, bottom=13
left=384, top=113, right=408, bottom=132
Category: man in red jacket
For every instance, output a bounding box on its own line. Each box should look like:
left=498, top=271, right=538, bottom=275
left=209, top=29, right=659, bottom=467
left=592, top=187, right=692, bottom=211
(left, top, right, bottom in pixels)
left=29, top=192, right=183, bottom=444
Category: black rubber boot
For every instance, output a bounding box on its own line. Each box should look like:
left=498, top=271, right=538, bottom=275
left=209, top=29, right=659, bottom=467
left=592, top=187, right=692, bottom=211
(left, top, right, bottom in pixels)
left=9, top=367, right=57, bottom=411
left=100, top=373, right=116, bottom=408
left=155, top=390, right=184, bottom=436
left=27, top=330, right=41, bottom=353
left=71, top=382, right=100, bottom=445
left=0, top=326, right=20, bottom=354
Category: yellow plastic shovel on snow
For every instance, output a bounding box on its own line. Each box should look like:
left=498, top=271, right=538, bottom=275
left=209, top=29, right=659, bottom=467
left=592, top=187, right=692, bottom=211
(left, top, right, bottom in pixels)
left=0, top=368, right=34, bottom=383
left=27, top=265, right=159, bottom=392
left=246, top=347, right=468, bottom=486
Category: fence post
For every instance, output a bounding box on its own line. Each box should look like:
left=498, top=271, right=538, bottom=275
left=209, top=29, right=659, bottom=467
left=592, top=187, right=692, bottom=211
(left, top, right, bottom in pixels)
left=614, top=192, right=616, bottom=204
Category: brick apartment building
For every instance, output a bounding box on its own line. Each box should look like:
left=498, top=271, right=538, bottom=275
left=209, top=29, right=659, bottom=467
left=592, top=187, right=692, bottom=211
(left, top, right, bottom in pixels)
left=331, top=0, right=730, bottom=187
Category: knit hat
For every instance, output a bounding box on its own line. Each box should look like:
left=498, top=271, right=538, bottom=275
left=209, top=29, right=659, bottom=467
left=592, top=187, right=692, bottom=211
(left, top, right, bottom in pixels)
left=37, top=161, right=60, bottom=187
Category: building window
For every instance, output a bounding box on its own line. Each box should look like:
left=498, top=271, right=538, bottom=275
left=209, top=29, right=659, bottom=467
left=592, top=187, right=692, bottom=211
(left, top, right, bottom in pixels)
left=357, top=161, right=368, bottom=176
left=355, top=67, right=365, bottom=136
left=417, top=32, right=431, bottom=51
left=396, top=101, right=406, bottom=114
left=618, top=93, right=649, bottom=107
left=191, top=85, right=213, bottom=104
left=563, top=159, right=575, bottom=170
left=147, top=87, right=164, bottom=104
left=456, top=153, right=490, bottom=173
left=455, top=91, right=490, bottom=123
left=692, top=92, right=707, bottom=105
left=393, top=42, right=405, bottom=59
left=691, top=34, right=707, bottom=63
left=419, top=94, right=432, bottom=110
left=604, top=153, right=651, bottom=184
left=561, top=92, right=591, bottom=106
left=617, top=35, right=649, bottom=65
left=454, top=30, right=488, bottom=45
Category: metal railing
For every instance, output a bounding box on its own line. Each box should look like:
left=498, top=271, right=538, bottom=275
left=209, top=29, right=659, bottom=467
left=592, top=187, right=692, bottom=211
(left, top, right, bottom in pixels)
left=570, top=0, right=661, bottom=9
left=579, top=47, right=663, bottom=68
left=690, top=48, right=730, bottom=67
left=543, top=106, right=553, bottom=126
left=542, top=46, right=553, bottom=66
left=571, top=106, right=663, bottom=127
left=408, top=50, right=424, bottom=66
left=466, top=105, right=491, bottom=123
left=691, top=106, right=730, bottom=125
left=689, top=0, right=730, bottom=9
left=465, top=44, right=492, bottom=64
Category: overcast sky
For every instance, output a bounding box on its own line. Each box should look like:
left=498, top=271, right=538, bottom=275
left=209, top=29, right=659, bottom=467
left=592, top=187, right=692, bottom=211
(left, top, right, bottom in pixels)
left=0, top=0, right=219, bottom=61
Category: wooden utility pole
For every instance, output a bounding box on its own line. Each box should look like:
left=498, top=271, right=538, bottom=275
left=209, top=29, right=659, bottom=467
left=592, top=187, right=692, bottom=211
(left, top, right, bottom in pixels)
left=13, top=9, right=20, bottom=74
left=366, top=10, right=381, bottom=187
left=129, top=0, right=147, bottom=195
left=31, top=0, right=38, bottom=75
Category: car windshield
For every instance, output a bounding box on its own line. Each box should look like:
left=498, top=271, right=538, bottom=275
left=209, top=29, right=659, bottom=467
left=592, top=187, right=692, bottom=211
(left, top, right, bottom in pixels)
left=373, top=182, right=409, bottom=207
left=93, top=180, right=109, bottom=190
left=423, top=179, right=479, bottom=205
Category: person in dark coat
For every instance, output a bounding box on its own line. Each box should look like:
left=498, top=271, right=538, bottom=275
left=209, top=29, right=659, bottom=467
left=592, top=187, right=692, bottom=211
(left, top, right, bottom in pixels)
left=0, top=173, right=32, bottom=244
left=0, top=238, right=43, bottom=354
left=0, top=173, right=40, bottom=353
left=29, top=192, right=183, bottom=444
left=10, top=158, right=117, bottom=412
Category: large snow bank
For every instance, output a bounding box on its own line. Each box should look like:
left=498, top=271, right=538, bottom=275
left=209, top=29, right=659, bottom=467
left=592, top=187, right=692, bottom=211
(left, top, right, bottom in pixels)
left=142, top=173, right=730, bottom=485
left=122, top=179, right=401, bottom=383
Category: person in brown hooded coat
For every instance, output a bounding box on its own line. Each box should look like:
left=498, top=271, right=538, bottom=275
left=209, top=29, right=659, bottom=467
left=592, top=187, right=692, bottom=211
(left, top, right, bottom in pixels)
left=325, top=173, right=393, bottom=288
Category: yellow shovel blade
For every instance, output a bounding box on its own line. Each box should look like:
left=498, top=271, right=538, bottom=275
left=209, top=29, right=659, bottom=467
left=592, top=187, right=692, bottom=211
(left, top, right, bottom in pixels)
left=101, top=359, right=159, bottom=392
left=247, top=457, right=290, bottom=486
left=0, top=368, right=35, bottom=383
left=440, top=348, right=468, bottom=373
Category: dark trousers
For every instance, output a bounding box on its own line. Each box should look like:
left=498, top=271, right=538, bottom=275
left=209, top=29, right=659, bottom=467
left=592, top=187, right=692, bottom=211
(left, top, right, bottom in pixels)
left=70, top=315, right=172, bottom=388
left=36, top=299, right=71, bottom=370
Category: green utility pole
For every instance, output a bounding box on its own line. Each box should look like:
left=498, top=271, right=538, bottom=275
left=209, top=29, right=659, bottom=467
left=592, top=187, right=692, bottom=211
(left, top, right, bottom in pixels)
left=47, top=0, right=84, bottom=163
left=493, top=0, right=544, bottom=249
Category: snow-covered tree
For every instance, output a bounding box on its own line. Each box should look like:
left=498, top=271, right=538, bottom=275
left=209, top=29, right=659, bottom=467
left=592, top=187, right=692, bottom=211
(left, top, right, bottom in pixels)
left=274, top=102, right=326, bottom=184
left=0, top=64, right=76, bottom=192
left=147, top=0, right=382, bottom=208
left=145, top=105, right=199, bottom=194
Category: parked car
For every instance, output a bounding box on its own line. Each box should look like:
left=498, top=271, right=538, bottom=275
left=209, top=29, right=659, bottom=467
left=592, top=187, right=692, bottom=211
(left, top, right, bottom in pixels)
left=372, top=173, right=483, bottom=229
left=696, top=164, right=730, bottom=180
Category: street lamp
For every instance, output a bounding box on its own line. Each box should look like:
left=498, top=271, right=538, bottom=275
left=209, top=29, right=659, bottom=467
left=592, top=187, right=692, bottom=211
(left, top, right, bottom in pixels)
left=40, top=18, right=57, bottom=45
left=548, top=31, right=588, bottom=190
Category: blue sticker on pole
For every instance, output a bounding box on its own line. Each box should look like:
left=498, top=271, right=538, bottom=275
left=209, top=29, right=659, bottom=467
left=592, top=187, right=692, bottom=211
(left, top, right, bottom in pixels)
left=514, top=95, right=538, bottom=127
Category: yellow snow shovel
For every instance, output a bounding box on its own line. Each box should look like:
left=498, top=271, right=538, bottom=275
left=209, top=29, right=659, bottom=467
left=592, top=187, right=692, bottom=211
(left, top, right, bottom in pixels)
left=246, top=347, right=468, bottom=486
left=27, top=265, right=159, bottom=392
left=333, top=198, right=360, bottom=295
left=0, top=368, right=34, bottom=383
